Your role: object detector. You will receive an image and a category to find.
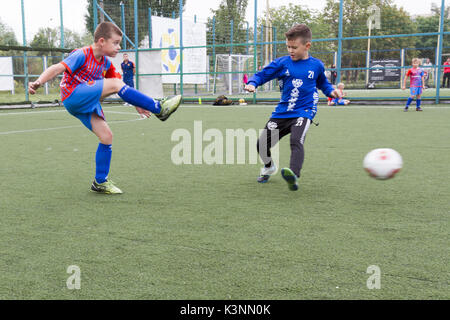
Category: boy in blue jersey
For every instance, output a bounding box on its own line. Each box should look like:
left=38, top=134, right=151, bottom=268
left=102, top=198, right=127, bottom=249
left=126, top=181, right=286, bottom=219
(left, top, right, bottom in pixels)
left=121, top=53, right=135, bottom=106
left=245, top=24, right=341, bottom=191
left=28, top=22, right=182, bottom=194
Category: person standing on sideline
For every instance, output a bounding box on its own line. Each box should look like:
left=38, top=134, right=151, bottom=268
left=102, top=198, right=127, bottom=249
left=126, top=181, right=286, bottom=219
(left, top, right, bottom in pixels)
left=422, top=58, right=433, bottom=89
left=442, top=57, right=450, bottom=88
left=121, top=53, right=136, bottom=106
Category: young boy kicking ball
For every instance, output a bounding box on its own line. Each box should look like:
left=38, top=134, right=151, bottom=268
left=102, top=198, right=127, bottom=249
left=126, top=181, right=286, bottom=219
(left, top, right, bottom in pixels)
left=29, top=22, right=182, bottom=194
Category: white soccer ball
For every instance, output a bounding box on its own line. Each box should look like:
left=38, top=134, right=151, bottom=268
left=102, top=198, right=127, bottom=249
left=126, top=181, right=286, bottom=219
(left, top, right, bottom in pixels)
left=363, top=148, right=403, bottom=180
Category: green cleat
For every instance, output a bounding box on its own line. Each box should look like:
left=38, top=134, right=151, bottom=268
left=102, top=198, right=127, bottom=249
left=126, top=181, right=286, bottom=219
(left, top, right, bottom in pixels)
left=91, top=179, right=123, bottom=194
left=281, top=168, right=299, bottom=191
left=156, top=95, right=182, bottom=121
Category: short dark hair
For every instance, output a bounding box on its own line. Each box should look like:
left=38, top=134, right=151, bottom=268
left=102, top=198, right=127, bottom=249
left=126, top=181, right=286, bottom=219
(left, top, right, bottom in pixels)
left=285, top=24, right=312, bottom=44
left=94, top=22, right=123, bottom=43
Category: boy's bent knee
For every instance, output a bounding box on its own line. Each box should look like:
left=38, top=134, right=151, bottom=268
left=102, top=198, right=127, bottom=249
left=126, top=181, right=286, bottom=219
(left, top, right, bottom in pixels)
left=105, top=78, right=125, bottom=93
left=99, top=131, right=113, bottom=145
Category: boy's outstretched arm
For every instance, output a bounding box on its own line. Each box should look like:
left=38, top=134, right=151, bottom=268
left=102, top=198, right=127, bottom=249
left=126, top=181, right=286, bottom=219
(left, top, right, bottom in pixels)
left=28, top=63, right=66, bottom=94
left=244, top=59, right=283, bottom=93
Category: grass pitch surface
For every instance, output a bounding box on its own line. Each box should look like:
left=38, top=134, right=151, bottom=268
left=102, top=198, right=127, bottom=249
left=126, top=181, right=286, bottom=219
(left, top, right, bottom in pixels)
left=0, top=104, right=448, bottom=299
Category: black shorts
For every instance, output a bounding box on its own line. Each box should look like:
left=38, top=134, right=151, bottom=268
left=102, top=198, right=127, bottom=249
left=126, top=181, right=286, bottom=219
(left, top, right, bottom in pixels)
left=261, top=117, right=312, bottom=145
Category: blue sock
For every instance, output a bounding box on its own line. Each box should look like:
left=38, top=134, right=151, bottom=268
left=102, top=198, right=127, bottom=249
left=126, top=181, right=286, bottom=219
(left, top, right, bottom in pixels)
left=416, top=99, right=421, bottom=108
left=95, top=143, right=112, bottom=183
left=118, top=85, right=161, bottom=114
left=405, top=97, right=413, bottom=107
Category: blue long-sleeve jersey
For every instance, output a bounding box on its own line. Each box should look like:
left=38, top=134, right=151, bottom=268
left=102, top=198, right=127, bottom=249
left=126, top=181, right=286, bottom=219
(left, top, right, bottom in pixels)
left=247, top=55, right=335, bottom=119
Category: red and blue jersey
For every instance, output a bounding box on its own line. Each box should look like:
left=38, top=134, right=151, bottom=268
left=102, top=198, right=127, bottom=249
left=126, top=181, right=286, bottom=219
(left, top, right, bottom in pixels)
left=60, top=46, right=120, bottom=101
left=406, top=68, right=424, bottom=88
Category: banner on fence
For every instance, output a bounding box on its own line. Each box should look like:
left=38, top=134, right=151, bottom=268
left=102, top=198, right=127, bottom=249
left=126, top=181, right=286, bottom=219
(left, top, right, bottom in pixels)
left=0, top=57, right=14, bottom=92
left=151, top=16, right=207, bottom=84
left=369, top=59, right=401, bottom=82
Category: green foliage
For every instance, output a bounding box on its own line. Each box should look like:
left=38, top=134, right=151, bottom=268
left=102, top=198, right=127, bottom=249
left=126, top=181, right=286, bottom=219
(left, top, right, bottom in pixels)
left=206, top=0, right=249, bottom=55
left=413, top=5, right=450, bottom=61
left=0, top=19, right=19, bottom=48
left=85, top=0, right=186, bottom=47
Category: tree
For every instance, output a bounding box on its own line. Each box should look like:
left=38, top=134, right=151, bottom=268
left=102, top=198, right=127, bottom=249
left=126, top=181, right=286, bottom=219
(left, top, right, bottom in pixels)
left=0, top=19, right=19, bottom=47
left=206, top=0, right=249, bottom=55
left=30, top=27, right=59, bottom=52
left=321, top=0, right=417, bottom=83
left=85, top=0, right=186, bottom=46
left=413, top=5, right=450, bottom=62
left=259, top=4, right=331, bottom=60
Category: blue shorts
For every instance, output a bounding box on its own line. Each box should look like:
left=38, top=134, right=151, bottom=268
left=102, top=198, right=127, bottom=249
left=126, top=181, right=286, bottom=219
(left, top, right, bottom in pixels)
left=410, top=87, right=422, bottom=96
left=331, top=98, right=345, bottom=105
left=62, top=80, right=104, bottom=130
left=124, top=77, right=134, bottom=88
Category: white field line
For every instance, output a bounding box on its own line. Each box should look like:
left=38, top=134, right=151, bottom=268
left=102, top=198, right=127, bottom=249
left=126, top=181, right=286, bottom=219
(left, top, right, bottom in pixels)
left=0, top=105, right=133, bottom=116
left=1, top=104, right=450, bottom=135
left=0, top=111, right=144, bottom=135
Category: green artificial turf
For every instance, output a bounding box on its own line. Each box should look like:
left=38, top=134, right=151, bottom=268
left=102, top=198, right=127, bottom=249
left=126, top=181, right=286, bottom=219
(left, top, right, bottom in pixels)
left=0, top=104, right=448, bottom=299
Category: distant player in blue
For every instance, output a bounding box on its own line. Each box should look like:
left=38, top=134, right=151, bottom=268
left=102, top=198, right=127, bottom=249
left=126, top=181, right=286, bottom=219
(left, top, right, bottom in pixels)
left=245, top=24, right=341, bottom=191
left=121, top=53, right=135, bottom=106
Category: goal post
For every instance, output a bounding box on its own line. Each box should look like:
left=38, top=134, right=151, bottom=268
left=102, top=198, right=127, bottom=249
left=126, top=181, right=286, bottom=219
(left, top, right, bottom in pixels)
left=213, top=54, right=254, bottom=95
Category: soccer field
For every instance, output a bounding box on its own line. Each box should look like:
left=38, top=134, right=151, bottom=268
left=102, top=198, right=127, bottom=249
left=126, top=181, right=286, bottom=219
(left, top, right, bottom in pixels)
left=0, top=104, right=449, bottom=299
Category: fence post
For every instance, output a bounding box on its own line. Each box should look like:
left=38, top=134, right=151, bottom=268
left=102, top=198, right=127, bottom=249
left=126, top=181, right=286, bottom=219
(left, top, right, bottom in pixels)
left=133, top=0, right=139, bottom=90
left=194, top=15, right=197, bottom=95
left=179, top=0, right=183, bottom=96
left=121, top=2, right=126, bottom=50
left=230, top=20, right=234, bottom=55
left=435, top=0, right=446, bottom=104
left=173, top=11, right=176, bottom=95
left=21, top=0, right=29, bottom=102
left=336, top=0, right=344, bottom=84
left=213, top=16, right=216, bottom=94
left=94, top=0, right=98, bottom=30
left=400, top=48, right=405, bottom=89
left=59, top=0, right=64, bottom=49
left=253, top=0, right=257, bottom=105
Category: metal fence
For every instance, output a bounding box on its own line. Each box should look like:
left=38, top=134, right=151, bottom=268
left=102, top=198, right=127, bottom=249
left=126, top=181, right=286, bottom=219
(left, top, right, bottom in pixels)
left=0, top=0, right=449, bottom=106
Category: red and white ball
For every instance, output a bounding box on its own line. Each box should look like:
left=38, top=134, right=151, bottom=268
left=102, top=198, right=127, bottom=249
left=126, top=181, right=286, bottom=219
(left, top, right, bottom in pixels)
left=363, top=148, right=403, bottom=180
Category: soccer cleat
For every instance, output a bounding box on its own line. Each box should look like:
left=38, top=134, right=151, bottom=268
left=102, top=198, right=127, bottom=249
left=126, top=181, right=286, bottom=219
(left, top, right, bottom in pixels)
left=416, top=107, right=423, bottom=111
left=403, top=107, right=408, bottom=112
left=91, top=179, right=123, bottom=194
left=156, top=95, right=182, bottom=121
left=257, top=163, right=277, bottom=183
left=281, top=168, right=299, bottom=191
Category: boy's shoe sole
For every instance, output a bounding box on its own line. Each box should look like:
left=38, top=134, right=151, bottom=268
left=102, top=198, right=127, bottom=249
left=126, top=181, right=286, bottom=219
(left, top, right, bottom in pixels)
left=91, top=180, right=123, bottom=194
left=156, top=95, right=182, bottom=121
left=281, top=168, right=298, bottom=191
left=416, top=108, right=423, bottom=111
